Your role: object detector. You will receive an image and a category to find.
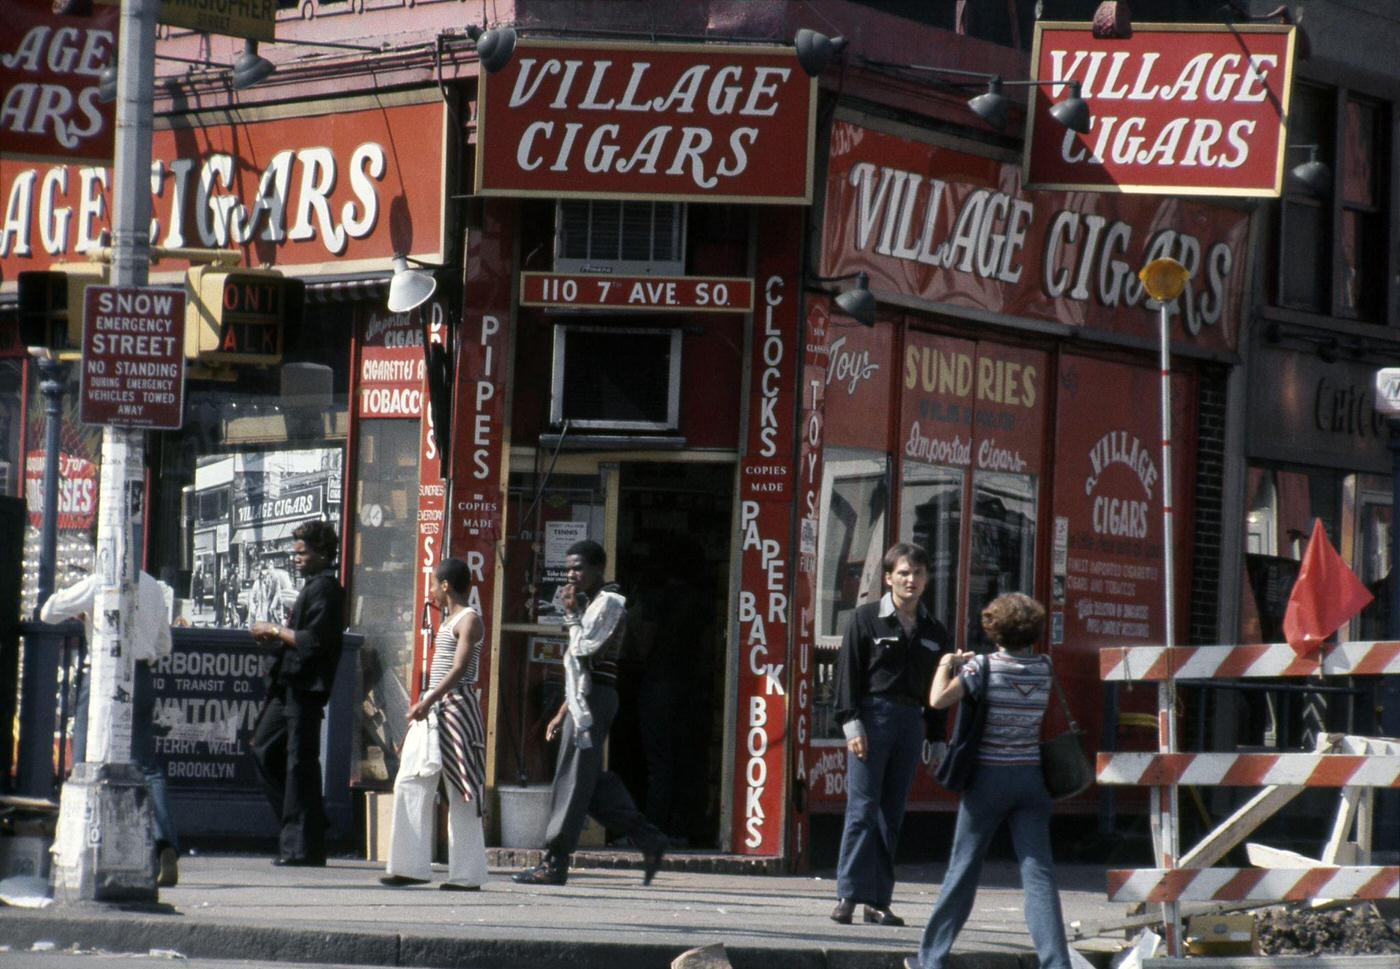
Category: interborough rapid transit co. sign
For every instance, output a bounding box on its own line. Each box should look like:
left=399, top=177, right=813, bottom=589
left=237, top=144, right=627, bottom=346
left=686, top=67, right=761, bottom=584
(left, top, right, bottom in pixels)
left=475, top=40, right=816, bottom=204
left=1025, top=23, right=1296, bottom=197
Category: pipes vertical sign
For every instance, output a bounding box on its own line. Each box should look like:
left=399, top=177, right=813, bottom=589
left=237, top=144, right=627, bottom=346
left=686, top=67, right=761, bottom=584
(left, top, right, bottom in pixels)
left=80, top=285, right=186, bottom=429
left=733, top=213, right=800, bottom=854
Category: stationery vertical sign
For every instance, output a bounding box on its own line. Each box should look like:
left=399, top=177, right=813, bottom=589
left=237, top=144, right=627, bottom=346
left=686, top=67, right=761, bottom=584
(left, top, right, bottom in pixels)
left=732, top=211, right=800, bottom=854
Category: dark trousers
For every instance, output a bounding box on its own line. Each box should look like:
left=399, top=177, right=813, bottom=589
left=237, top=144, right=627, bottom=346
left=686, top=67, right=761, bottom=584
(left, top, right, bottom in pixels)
left=251, top=687, right=327, bottom=862
left=835, top=695, right=924, bottom=907
left=544, top=683, right=659, bottom=868
left=638, top=678, right=685, bottom=832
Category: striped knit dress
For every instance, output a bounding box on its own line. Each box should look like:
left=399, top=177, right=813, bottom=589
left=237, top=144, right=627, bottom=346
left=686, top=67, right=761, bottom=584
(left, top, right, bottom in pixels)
left=431, top=608, right=487, bottom=812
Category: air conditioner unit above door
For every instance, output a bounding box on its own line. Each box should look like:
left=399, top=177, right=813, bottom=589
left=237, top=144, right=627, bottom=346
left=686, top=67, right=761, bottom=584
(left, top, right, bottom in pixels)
left=555, top=200, right=686, bottom=276
left=550, top=324, right=682, bottom=432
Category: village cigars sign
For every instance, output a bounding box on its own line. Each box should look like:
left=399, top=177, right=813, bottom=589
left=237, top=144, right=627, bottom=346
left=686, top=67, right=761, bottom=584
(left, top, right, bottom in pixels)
left=822, top=119, right=1250, bottom=355
left=476, top=40, right=815, bottom=203
left=1025, top=23, right=1296, bottom=196
left=1, top=0, right=118, bottom=164
left=0, top=97, right=445, bottom=286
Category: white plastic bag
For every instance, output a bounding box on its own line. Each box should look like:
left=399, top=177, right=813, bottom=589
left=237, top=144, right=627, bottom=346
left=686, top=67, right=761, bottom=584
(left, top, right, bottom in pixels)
left=399, top=713, right=442, bottom=778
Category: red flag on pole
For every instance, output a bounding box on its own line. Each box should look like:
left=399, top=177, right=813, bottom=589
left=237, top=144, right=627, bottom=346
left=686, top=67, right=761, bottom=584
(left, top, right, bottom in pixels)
left=1282, top=519, right=1374, bottom=657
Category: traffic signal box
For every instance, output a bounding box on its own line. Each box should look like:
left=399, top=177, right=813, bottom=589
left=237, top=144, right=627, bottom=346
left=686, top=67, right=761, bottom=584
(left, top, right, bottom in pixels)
left=17, top=263, right=110, bottom=357
left=184, top=265, right=304, bottom=364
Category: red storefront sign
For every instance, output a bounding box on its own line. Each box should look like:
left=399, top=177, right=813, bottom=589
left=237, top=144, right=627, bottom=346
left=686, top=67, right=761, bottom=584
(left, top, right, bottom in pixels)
left=476, top=41, right=815, bottom=204
left=1050, top=355, right=1196, bottom=745
left=1026, top=23, right=1295, bottom=196
left=822, top=120, right=1250, bottom=354
left=357, top=346, right=424, bottom=419
left=1, top=0, right=118, bottom=164
left=0, top=98, right=445, bottom=286
left=520, top=272, right=753, bottom=313
left=25, top=449, right=96, bottom=529
left=732, top=213, right=801, bottom=854
left=79, top=285, right=185, bottom=429
left=822, top=314, right=893, bottom=448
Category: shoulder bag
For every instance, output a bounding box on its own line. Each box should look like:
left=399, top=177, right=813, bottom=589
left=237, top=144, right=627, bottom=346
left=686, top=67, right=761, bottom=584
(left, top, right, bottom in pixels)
left=1040, top=663, right=1093, bottom=801
left=934, top=654, right=988, bottom=793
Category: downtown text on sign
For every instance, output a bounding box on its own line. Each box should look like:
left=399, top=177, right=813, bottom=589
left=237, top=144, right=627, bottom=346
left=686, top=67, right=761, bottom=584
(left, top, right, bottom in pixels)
left=80, top=284, right=186, bottom=430
left=476, top=40, right=816, bottom=203
left=0, top=0, right=118, bottom=164
left=1025, top=23, right=1295, bottom=196
left=520, top=272, right=753, bottom=312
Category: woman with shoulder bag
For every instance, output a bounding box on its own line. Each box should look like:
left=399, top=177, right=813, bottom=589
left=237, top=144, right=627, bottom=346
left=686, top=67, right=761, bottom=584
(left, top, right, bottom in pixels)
left=906, top=593, right=1072, bottom=969
left=380, top=558, right=489, bottom=890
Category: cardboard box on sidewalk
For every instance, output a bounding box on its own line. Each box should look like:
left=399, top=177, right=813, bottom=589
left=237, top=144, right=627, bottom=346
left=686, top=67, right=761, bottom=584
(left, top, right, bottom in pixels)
left=363, top=791, right=393, bottom=862
left=1186, top=914, right=1258, bottom=956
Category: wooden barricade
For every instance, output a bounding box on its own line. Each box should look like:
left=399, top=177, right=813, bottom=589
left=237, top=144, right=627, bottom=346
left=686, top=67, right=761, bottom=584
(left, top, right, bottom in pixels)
left=1095, top=642, right=1400, bottom=921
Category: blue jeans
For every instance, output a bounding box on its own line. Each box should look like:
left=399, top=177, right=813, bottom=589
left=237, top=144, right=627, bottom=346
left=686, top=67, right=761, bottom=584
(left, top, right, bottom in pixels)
left=72, top=661, right=179, bottom=851
left=835, top=695, right=924, bottom=907
left=916, top=763, right=1070, bottom=969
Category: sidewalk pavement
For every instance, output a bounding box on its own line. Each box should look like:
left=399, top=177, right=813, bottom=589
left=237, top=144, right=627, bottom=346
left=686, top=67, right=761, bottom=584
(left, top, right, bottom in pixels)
left=0, top=853, right=1132, bottom=969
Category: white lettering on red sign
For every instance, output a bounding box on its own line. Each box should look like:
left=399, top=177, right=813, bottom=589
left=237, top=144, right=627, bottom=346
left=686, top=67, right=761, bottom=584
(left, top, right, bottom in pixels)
left=470, top=315, right=501, bottom=479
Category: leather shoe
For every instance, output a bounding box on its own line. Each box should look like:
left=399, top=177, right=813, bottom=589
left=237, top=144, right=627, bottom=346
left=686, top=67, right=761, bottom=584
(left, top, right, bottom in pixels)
left=830, top=898, right=855, bottom=924
left=379, top=874, right=428, bottom=886
left=864, top=905, right=905, bottom=926
left=642, top=841, right=665, bottom=886
left=272, top=856, right=325, bottom=867
left=511, top=862, right=567, bottom=886
left=156, top=846, right=179, bottom=888
left=440, top=882, right=481, bottom=891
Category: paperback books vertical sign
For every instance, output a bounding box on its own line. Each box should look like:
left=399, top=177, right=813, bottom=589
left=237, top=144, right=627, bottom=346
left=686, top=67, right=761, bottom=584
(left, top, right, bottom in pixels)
left=732, top=210, right=800, bottom=854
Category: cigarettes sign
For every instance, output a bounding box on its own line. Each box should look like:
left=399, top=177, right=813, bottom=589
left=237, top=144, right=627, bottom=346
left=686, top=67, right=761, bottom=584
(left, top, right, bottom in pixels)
left=80, top=285, right=186, bottom=429
left=476, top=40, right=816, bottom=203
left=1025, top=23, right=1296, bottom=196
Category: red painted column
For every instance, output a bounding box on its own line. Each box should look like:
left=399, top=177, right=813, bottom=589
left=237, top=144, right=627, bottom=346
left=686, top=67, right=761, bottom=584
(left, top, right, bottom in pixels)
left=448, top=200, right=514, bottom=751
left=731, top=209, right=802, bottom=855
left=787, top=298, right=829, bottom=870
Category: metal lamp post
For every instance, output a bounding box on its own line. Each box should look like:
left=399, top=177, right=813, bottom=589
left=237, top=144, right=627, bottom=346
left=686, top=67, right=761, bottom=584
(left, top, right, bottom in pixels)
left=1137, top=256, right=1192, bottom=958
left=29, top=348, right=67, bottom=615
left=51, top=0, right=159, bottom=904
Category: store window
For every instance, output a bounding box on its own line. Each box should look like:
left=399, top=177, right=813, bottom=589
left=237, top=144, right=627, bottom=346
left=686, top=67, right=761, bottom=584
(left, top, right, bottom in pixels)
left=966, top=471, right=1037, bottom=650
left=1276, top=81, right=1391, bottom=323
left=1240, top=466, right=1391, bottom=643
left=900, top=462, right=962, bottom=634
left=148, top=303, right=351, bottom=624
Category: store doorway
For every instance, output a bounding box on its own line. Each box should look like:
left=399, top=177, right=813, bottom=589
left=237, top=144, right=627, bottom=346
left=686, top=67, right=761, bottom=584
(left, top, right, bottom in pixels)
left=611, top=462, right=732, bottom=850
left=498, top=457, right=732, bottom=849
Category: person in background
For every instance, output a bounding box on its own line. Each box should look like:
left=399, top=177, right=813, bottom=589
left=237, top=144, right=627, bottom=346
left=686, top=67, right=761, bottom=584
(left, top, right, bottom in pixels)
left=831, top=542, right=949, bottom=927
left=512, top=540, right=667, bottom=887
left=249, top=520, right=345, bottom=867
left=41, top=569, right=181, bottom=888
left=906, top=593, right=1071, bottom=969
left=380, top=557, right=489, bottom=890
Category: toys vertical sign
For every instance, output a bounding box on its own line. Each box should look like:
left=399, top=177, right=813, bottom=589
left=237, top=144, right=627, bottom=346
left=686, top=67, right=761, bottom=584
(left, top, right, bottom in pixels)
left=732, top=210, right=800, bottom=854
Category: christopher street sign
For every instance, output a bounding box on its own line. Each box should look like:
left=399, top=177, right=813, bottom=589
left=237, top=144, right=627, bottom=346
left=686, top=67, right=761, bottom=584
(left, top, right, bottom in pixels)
left=81, top=285, right=186, bottom=430
left=1025, top=23, right=1296, bottom=196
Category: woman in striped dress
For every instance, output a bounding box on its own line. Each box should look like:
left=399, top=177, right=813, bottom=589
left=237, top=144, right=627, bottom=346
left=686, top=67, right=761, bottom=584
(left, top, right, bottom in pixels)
left=381, top=558, right=489, bottom=890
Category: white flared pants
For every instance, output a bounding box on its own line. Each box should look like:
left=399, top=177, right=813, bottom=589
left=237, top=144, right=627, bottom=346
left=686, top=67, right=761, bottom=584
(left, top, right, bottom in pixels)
left=385, top=768, right=487, bottom=885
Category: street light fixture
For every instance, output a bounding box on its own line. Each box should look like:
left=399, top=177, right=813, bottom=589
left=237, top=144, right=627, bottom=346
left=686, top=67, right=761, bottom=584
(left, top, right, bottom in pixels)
left=794, top=29, right=847, bottom=77
left=466, top=24, right=518, bottom=74
left=387, top=255, right=441, bottom=314
left=1288, top=144, right=1332, bottom=197
left=860, top=60, right=1092, bottom=134
left=809, top=271, right=876, bottom=327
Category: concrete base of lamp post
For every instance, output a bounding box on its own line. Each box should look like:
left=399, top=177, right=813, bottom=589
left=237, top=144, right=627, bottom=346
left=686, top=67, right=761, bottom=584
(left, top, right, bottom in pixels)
left=51, top=761, right=156, bottom=903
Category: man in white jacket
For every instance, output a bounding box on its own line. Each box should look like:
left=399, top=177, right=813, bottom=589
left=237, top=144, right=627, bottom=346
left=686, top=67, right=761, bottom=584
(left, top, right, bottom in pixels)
left=41, top=569, right=180, bottom=887
left=512, top=540, right=666, bottom=887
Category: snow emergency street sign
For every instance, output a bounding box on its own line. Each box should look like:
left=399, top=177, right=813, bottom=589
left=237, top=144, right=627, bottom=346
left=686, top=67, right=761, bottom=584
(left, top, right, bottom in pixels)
left=1375, top=368, right=1400, bottom=417
left=80, top=284, right=187, bottom=430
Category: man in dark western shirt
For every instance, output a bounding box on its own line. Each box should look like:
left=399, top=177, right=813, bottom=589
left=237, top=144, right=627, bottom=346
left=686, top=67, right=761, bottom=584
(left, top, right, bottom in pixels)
left=831, top=542, right=949, bottom=927
left=249, top=520, right=345, bottom=867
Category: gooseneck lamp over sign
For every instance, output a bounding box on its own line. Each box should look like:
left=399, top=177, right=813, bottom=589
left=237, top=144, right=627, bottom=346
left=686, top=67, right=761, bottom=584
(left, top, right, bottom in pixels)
left=808, top=272, right=876, bottom=327
left=387, top=255, right=439, bottom=314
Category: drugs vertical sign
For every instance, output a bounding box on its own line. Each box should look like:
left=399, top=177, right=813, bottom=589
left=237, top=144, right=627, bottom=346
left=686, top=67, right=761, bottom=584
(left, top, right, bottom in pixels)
left=81, top=285, right=186, bottom=429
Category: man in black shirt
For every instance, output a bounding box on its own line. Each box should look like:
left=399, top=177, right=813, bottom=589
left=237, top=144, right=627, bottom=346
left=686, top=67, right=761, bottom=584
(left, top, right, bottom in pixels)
left=831, top=542, right=948, bottom=927
left=249, top=520, right=345, bottom=867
